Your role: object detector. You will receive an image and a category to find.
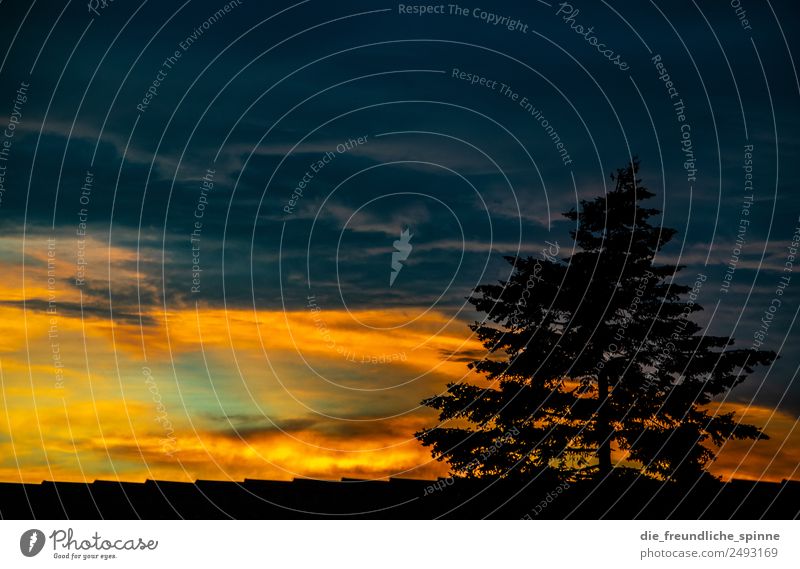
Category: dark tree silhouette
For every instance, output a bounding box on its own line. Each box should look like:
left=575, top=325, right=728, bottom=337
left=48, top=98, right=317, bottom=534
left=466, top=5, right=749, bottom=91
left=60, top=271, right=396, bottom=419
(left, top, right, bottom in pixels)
left=416, top=160, right=776, bottom=483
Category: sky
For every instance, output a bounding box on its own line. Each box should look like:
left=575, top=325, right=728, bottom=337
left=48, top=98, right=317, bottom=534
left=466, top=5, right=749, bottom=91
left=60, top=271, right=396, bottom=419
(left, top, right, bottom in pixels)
left=0, top=0, right=798, bottom=483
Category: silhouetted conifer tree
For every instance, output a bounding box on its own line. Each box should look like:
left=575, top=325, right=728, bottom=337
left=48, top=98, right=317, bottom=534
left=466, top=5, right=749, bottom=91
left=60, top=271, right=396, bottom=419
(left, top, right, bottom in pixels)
left=416, top=160, right=775, bottom=482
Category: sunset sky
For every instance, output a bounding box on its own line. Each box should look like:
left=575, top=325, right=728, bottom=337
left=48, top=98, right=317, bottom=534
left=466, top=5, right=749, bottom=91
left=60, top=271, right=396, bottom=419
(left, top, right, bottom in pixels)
left=0, top=0, right=798, bottom=484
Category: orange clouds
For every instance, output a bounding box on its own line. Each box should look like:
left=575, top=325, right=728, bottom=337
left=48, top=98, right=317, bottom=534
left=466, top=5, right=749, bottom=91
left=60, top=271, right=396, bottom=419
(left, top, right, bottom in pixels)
left=0, top=239, right=481, bottom=482
left=705, top=402, right=800, bottom=483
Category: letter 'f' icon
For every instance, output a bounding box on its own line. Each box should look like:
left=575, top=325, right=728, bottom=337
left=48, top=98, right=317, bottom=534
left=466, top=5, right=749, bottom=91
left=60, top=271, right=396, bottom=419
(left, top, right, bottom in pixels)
left=20, top=529, right=45, bottom=557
